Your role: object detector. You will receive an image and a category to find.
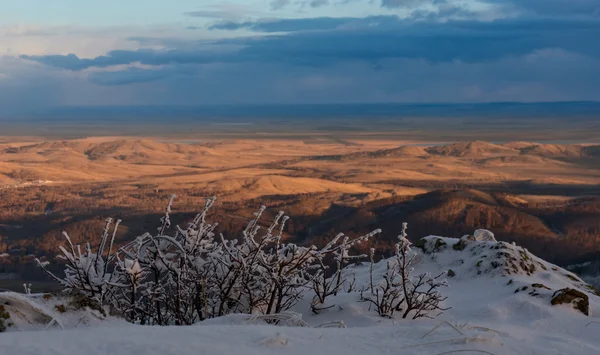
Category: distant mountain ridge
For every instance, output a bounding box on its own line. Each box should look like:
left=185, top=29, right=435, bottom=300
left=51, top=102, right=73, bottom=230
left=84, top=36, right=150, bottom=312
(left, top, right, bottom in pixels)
left=5, top=101, right=600, bottom=122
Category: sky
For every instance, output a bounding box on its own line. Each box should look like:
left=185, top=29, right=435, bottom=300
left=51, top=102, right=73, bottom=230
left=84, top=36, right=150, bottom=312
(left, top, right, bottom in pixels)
left=1, top=0, right=600, bottom=111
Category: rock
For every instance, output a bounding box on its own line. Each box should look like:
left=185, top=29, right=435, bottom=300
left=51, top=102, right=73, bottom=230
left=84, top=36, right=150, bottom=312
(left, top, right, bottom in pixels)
left=68, top=293, right=106, bottom=317
left=515, top=286, right=529, bottom=293
left=551, top=288, right=589, bottom=316
left=414, top=238, right=426, bottom=250
left=416, top=237, right=448, bottom=254
left=434, top=238, right=447, bottom=252
left=0, top=305, right=12, bottom=332
left=453, top=234, right=475, bottom=251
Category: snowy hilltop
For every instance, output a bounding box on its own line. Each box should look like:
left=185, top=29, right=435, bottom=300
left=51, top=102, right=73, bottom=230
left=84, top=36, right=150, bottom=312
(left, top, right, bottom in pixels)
left=1, top=197, right=599, bottom=355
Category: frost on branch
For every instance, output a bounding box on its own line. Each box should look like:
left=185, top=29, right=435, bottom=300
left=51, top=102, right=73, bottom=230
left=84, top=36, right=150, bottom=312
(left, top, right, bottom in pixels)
left=310, top=230, right=380, bottom=314
left=36, top=218, right=121, bottom=305
left=360, top=223, right=449, bottom=319
left=38, top=197, right=448, bottom=325
left=38, top=196, right=383, bottom=325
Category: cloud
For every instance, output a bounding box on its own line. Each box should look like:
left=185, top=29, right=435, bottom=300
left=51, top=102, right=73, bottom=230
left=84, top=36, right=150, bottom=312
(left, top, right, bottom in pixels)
left=185, top=11, right=240, bottom=19
left=29, top=16, right=599, bottom=72
left=270, top=0, right=292, bottom=10
left=4, top=0, right=600, bottom=109
left=0, top=24, right=169, bottom=58
left=208, top=16, right=389, bottom=32
left=185, top=3, right=270, bottom=20
left=380, top=0, right=424, bottom=8
left=0, top=56, right=116, bottom=112
left=483, top=0, right=600, bottom=17
left=4, top=46, right=600, bottom=111
left=22, top=45, right=233, bottom=71
left=310, top=0, right=330, bottom=7
left=270, top=0, right=333, bottom=10
left=379, top=0, right=600, bottom=17
left=87, top=66, right=194, bottom=86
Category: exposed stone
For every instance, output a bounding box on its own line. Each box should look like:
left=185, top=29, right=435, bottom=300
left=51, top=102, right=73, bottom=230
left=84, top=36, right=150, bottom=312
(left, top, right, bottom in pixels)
left=565, top=274, right=579, bottom=282
left=551, top=288, right=589, bottom=316
left=416, top=237, right=448, bottom=254
left=68, top=293, right=106, bottom=317
left=0, top=304, right=12, bottom=332
left=414, top=238, right=426, bottom=250
left=515, top=286, right=529, bottom=293
left=453, top=234, right=475, bottom=251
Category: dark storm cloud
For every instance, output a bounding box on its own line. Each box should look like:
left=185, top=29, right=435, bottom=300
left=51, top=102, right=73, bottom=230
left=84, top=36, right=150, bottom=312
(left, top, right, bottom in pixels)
left=87, top=66, right=194, bottom=86
left=22, top=48, right=224, bottom=71
left=4, top=0, right=600, bottom=108
left=378, top=0, right=600, bottom=16
left=380, top=0, right=426, bottom=8
left=22, top=16, right=600, bottom=76
left=484, top=0, right=600, bottom=17
left=208, top=16, right=391, bottom=32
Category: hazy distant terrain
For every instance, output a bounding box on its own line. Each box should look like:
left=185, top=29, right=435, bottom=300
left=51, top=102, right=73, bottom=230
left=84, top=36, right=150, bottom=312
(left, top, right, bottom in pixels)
left=2, top=102, right=600, bottom=141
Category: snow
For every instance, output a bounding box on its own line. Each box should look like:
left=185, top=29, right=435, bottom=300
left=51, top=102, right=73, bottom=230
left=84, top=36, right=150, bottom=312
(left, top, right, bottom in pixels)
left=1, top=315, right=599, bottom=355
left=2, top=235, right=600, bottom=355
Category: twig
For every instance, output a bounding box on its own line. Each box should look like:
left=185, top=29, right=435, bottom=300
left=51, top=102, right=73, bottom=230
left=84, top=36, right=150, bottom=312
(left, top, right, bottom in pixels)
left=436, top=350, right=496, bottom=355
left=421, top=321, right=465, bottom=339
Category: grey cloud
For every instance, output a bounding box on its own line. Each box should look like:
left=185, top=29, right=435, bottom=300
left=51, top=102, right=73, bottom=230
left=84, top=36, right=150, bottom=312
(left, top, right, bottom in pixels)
left=22, top=17, right=600, bottom=72
left=127, top=36, right=195, bottom=48
left=184, top=5, right=269, bottom=20
left=13, top=9, right=600, bottom=106
left=184, top=11, right=237, bottom=19
left=208, top=16, right=389, bottom=32
left=5, top=48, right=600, bottom=111
left=270, top=0, right=332, bottom=10
left=87, top=66, right=194, bottom=86
left=310, top=0, right=330, bottom=7
left=11, top=55, right=600, bottom=108
left=270, top=0, right=292, bottom=10
left=380, top=0, right=600, bottom=18
left=22, top=46, right=227, bottom=71
left=410, top=0, right=476, bottom=19
left=380, top=0, right=426, bottom=8
left=0, top=57, right=124, bottom=113
left=483, top=0, right=600, bottom=17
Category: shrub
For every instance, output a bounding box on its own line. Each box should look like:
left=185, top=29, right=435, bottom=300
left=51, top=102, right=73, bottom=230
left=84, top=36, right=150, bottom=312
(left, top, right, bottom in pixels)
left=37, top=196, right=383, bottom=325
left=360, top=223, right=449, bottom=319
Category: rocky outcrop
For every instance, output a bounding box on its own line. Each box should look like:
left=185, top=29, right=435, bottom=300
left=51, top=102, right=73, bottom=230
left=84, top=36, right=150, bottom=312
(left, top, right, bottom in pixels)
left=551, top=288, right=589, bottom=316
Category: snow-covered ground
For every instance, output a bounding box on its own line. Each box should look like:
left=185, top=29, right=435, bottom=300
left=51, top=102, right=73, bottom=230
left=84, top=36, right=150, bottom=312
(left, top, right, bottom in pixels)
left=2, top=235, right=600, bottom=355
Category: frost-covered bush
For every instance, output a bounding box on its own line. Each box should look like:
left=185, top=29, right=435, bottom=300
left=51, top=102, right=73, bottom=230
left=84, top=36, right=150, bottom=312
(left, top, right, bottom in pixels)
left=310, top=231, right=380, bottom=314
left=360, top=223, right=449, bottom=319
left=37, top=196, right=380, bottom=325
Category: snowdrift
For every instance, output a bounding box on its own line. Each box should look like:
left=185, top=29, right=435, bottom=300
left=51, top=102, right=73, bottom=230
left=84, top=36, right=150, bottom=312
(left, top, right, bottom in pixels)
left=2, top=232, right=600, bottom=355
